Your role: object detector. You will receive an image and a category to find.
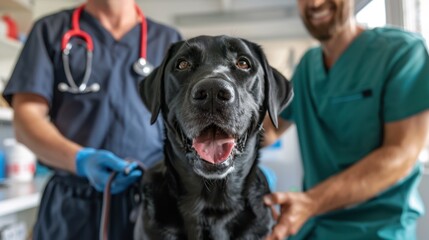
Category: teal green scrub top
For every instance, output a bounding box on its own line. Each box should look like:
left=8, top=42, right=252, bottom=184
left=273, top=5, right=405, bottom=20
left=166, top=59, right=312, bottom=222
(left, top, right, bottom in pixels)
left=281, top=27, right=429, bottom=240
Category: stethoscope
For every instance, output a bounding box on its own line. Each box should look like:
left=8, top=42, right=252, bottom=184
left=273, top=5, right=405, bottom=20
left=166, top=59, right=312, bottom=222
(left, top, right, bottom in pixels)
left=59, top=4, right=153, bottom=94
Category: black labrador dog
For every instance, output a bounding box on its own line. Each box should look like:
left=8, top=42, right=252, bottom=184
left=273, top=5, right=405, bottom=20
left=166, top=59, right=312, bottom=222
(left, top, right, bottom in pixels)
left=135, top=35, right=293, bottom=240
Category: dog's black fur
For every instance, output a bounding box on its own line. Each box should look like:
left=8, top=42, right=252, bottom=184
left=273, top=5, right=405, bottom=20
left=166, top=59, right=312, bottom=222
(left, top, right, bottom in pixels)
left=135, top=35, right=293, bottom=240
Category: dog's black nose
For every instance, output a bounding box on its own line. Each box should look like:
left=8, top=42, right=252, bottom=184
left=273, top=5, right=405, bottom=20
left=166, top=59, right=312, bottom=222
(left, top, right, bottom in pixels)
left=191, top=79, right=235, bottom=108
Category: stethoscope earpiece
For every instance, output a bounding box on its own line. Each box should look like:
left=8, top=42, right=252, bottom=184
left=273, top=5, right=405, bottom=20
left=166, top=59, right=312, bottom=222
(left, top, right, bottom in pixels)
left=58, top=82, right=70, bottom=92
left=89, top=83, right=100, bottom=92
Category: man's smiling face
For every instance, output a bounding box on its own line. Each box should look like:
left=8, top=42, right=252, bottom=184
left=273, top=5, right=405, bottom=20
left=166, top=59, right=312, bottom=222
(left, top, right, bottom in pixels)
left=297, top=0, right=354, bottom=41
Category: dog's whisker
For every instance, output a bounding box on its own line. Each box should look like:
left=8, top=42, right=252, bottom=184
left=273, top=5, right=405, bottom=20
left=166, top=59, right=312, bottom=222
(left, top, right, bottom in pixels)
left=204, top=179, right=210, bottom=190
left=203, top=179, right=216, bottom=192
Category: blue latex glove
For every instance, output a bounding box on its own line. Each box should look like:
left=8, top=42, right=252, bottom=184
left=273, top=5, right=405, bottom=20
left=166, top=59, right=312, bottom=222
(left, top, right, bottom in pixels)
left=75, top=148, right=142, bottom=194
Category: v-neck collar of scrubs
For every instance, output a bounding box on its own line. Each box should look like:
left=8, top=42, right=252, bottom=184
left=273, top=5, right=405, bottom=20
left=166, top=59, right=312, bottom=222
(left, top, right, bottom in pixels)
left=80, top=9, right=141, bottom=49
left=314, top=29, right=375, bottom=81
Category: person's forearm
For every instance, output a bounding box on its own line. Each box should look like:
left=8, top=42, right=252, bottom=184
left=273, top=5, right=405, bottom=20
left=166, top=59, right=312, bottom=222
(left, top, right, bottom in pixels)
left=14, top=112, right=81, bottom=173
left=306, top=145, right=419, bottom=216
left=13, top=99, right=82, bottom=173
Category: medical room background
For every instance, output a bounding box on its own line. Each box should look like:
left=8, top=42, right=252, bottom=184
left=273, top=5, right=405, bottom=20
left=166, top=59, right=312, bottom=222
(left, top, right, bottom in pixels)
left=0, top=0, right=428, bottom=239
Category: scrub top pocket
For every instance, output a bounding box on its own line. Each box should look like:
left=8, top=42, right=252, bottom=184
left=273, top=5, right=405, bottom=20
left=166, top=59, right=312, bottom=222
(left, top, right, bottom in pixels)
left=330, top=89, right=373, bottom=104
left=323, top=88, right=381, bottom=159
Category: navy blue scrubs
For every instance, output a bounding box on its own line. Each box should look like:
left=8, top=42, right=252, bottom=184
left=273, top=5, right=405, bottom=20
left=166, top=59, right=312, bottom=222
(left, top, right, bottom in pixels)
left=3, top=7, right=181, bottom=240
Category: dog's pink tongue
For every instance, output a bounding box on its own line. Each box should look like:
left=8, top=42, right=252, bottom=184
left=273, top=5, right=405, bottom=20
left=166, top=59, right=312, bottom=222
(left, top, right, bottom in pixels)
left=192, top=128, right=235, bottom=164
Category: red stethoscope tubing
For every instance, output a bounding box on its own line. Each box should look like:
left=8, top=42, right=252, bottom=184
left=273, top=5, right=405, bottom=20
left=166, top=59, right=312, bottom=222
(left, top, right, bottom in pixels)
left=136, top=6, right=147, bottom=60
left=61, top=4, right=147, bottom=59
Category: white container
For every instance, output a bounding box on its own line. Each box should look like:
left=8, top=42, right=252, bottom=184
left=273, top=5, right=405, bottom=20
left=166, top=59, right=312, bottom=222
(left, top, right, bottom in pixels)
left=3, top=138, right=36, bottom=182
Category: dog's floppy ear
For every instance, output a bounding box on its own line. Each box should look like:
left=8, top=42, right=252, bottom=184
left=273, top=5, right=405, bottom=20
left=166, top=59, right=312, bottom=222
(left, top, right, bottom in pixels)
left=251, top=42, right=293, bottom=128
left=140, top=41, right=183, bottom=124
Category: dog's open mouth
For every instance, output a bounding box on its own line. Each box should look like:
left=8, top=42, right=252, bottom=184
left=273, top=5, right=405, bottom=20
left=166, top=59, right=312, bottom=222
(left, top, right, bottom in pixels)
left=192, top=125, right=236, bottom=164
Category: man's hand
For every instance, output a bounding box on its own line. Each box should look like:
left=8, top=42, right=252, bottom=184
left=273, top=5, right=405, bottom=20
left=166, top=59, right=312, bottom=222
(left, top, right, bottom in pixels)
left=75, top=148, right=142, bottom=194
left=264, top=192, right=318, bottom=240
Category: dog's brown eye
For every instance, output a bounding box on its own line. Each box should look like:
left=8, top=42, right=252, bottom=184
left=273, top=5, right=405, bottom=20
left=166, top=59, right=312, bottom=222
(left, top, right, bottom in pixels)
left=177, top=59, right=191, bottom=70
left=236, top=57, right=250, bottom=70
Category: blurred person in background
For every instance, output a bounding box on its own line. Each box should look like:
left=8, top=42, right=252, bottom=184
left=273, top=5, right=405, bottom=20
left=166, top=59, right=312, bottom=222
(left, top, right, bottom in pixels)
left=263, top=0, right=429, bottom=239
left=2, top=0, right=181, bottom=239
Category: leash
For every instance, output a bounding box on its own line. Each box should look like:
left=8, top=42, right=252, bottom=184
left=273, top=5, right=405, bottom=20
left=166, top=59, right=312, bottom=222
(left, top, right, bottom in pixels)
left=99, top=161, right=147, bottom=240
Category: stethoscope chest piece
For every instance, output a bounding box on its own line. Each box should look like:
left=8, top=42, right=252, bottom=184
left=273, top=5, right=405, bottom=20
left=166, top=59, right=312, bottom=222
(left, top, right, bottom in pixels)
left=133, top=58, right=154, bottom=77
